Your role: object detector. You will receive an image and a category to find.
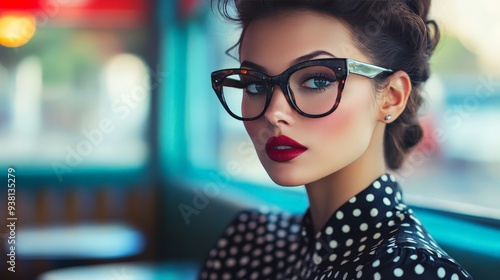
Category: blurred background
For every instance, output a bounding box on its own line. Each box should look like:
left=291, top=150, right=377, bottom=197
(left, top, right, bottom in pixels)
left=0, top=0, right=499, bottom=279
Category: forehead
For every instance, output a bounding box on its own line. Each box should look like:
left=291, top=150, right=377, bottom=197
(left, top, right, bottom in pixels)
left=239, top=11, right=366, bottom=75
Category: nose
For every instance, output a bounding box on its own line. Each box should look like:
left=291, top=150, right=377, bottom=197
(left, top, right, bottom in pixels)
left=263, top=85, right=295, bottom=127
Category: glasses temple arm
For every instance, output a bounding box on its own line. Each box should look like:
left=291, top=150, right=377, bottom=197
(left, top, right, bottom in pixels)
left=347, top=59, right=393, bottom=79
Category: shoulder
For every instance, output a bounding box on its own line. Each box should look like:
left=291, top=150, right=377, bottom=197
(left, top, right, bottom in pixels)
left=219, top=209, right=303, bottom=246
left=198, top=209, right=302, bottom=280
left=224, top=210, right=301, bottom=241
left=355, top=214, right=473, bottom=280
left=356, top=245, right=472, bottom=280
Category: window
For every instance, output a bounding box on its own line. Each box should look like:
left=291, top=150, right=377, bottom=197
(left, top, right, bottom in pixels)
left=0, top=0, right=153, bottom=182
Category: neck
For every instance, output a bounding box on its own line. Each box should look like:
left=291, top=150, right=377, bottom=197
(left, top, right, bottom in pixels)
left=305, top=124, right=387, bottom=233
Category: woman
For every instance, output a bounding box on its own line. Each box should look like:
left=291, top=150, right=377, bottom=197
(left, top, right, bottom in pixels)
left=200, top=0, right=473, bottom=279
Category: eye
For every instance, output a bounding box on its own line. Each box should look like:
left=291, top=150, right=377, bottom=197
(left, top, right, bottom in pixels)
left=245, top=83, right=267, bottom=95
left=302, top=77, right=333, bottom=89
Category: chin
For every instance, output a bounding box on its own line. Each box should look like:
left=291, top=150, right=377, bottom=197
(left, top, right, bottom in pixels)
left=257, top=154, right=312, bottom=187
left=271, top=178, right=304, bottom=187
left=265, top=167, right=309, bottom=187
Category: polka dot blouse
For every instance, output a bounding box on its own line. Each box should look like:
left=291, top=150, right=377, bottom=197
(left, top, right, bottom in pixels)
left=199, top=174, right=473, bottom=279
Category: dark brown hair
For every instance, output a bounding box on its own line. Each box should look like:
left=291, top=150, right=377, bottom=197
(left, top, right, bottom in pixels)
left=212, top=0, right=440, bottom=169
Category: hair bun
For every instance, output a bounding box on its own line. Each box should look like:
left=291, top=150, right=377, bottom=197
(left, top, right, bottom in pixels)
left=404, top=0, right=431, bottom=19
left=425, top=19, right=440, bottom=55
left=403, top=123, right=424, bottom=151
left=385, top=118, right=424, bottom=170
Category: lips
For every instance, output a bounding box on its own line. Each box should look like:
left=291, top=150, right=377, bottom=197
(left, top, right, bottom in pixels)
left=265, top=135, right=307, bottom=162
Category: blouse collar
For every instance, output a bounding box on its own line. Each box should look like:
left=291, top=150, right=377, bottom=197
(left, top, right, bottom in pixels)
left=300, top=174, right=403, bottom=268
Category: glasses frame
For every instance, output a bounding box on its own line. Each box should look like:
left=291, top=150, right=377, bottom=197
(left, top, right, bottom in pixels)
left=211, top=58, right=393, bottom=121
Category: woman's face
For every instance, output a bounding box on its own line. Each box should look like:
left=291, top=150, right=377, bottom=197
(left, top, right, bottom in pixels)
left=240, top=11, right=383, bottom=186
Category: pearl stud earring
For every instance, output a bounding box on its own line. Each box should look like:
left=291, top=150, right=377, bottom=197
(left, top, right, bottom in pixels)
left=384, top=115, right=392, bottom=121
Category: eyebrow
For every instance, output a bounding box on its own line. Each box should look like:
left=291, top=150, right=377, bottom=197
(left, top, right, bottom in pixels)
left=240, top=50, right=336, bottom=74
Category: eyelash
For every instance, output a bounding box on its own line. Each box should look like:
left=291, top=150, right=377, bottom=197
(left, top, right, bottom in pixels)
left=302, top=72, right=337, bottom=82
left=301, top=73, right=336, bottom=91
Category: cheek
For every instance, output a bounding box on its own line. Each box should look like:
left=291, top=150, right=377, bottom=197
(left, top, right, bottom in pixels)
left=308, top=87, right=377, bottom=155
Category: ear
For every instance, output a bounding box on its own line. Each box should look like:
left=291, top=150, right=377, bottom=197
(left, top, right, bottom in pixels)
left=378, top=71, right=412, bottom=123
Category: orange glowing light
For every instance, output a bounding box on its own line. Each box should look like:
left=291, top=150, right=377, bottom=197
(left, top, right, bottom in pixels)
left=0, top=13, right=36, bottom=48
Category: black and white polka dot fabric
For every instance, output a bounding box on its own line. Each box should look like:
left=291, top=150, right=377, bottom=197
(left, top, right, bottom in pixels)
left=199, top=174, right=473, bottom=279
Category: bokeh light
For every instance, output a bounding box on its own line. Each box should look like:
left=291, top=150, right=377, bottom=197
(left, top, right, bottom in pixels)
left=0, top=13, right=36, bottom=48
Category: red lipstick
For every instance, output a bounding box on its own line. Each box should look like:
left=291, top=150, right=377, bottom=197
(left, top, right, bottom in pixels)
left=265, top=135, right=307, bottom=162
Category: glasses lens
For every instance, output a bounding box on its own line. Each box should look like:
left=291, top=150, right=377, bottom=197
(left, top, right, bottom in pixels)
left=289, top=65, right=339, bottom=115
left=221, top=73, right=268, bottom=119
